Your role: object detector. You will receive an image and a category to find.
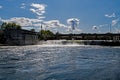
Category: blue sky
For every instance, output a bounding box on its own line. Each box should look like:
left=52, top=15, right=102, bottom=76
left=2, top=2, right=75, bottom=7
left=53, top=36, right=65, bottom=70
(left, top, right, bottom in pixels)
left=0, top=0, right=120, bottom=33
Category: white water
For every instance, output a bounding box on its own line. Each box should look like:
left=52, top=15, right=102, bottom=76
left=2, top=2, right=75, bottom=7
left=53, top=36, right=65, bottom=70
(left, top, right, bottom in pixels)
left=37, top=40, right=84, bottom=47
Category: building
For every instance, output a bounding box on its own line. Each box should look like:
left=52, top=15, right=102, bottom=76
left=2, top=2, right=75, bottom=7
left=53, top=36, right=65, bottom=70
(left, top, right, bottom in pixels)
left=3, top=29, right=39, bottom=45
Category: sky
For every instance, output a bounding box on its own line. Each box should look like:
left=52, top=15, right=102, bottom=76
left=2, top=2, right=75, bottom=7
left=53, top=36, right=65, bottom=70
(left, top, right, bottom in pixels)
left=0, top=0, right=120, bottom=33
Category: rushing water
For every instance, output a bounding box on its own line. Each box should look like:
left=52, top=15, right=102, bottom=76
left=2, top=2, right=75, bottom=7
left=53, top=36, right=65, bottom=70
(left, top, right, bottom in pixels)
left=0, top=44, right=120, bottom=80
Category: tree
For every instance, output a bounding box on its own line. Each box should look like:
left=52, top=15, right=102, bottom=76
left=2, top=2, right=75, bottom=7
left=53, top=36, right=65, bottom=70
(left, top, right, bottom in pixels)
left=1, top=22, right=21, bottom=30
left=30, top=29, right=35, bottom=32
left=38, top=30, right=54, bottom=40
left=1, top=22, right=7, bottom=30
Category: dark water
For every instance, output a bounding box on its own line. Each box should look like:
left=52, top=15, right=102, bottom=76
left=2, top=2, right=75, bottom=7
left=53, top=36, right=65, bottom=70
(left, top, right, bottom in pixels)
left=0, top=45, right=120, bottom=80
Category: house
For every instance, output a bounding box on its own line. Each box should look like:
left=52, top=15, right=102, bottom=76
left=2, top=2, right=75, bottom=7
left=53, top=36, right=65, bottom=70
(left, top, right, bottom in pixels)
left=4, top=29, right=39, bottom=45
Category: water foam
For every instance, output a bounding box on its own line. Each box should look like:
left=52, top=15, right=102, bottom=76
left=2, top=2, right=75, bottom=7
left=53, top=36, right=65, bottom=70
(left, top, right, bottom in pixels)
left=37, top=40, right=85, bottom=47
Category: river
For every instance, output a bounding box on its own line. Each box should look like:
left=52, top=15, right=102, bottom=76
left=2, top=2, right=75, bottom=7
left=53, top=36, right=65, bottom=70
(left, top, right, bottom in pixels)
left=0, top=44, right=120, bottom=80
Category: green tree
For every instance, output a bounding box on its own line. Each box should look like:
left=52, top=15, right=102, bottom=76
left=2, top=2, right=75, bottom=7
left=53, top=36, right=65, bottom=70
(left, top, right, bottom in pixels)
left=38, top=30, right=54, bottom=40
left=1, top=22, right=21, bottom=30
left=30, top=29, right=35, bottom=32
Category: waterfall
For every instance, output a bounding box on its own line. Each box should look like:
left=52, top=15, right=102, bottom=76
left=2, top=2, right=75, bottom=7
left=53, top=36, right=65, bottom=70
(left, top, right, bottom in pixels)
left=37, top=40, right=84, bottom=47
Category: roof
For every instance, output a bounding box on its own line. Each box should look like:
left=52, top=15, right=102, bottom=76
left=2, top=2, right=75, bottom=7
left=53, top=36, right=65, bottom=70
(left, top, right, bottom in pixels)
left=4, top=29, right=38, bottom=35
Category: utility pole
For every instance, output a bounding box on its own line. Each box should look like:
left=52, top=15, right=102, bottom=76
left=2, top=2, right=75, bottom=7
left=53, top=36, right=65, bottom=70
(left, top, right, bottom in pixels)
left=110, top=24, right=112, bottom=33
left=40, top=24, right=43, bottom=38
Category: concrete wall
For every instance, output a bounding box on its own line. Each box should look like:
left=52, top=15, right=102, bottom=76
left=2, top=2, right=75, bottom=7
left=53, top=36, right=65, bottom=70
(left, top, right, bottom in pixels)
left=4, top=29, right=38, bottom=45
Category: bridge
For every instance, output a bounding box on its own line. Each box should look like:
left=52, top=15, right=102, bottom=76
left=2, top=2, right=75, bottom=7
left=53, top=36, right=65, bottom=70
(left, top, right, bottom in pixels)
left=55, top=33, right=120, bottom=41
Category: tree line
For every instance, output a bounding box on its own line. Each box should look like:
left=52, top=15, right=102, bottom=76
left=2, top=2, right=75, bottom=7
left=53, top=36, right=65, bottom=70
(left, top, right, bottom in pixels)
left=1, top=22, right=21, bottom=30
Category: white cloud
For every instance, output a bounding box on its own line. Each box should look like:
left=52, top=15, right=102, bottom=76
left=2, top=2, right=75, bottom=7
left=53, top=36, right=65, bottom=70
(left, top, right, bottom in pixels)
left=42, top=20, right=81, bottom=34
left=0, top=17, right=82, bottom=33
left=112, top=18, right=119, bottom=26
left=92, top=24, right=108, bottom=30
left=92, top=25, right=103, bottom=33
left=105, top=13, right=116, bottom=18
left=42, top=20, right=68, bottom=33
left=0, top=18, right=67, bottom=31
left=67, top=18, right=80, bottom=30
left=92, top=25, right=98, bottom=30
left=30, top=3, right=47, bottom=19
left=44, top=20, right=67, bottom=28
left=0, top=5, right=2, bottom=9
left=21, top=3, right=25, bottom=6
left=99, top=24, right=107, bottom=28
left=31, top=3, right=46, bottom=11
left=0, top=17, right=43, bottom=27
left=1, top=17, right=32, bottom=26
left=20, top=3, right=26, bottom=9
left=92, top=24, right=109, bottom=31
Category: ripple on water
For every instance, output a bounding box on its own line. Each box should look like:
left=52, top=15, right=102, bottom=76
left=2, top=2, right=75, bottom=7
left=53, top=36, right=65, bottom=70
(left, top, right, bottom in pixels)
left=0, top=45, right=120, bottom=80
